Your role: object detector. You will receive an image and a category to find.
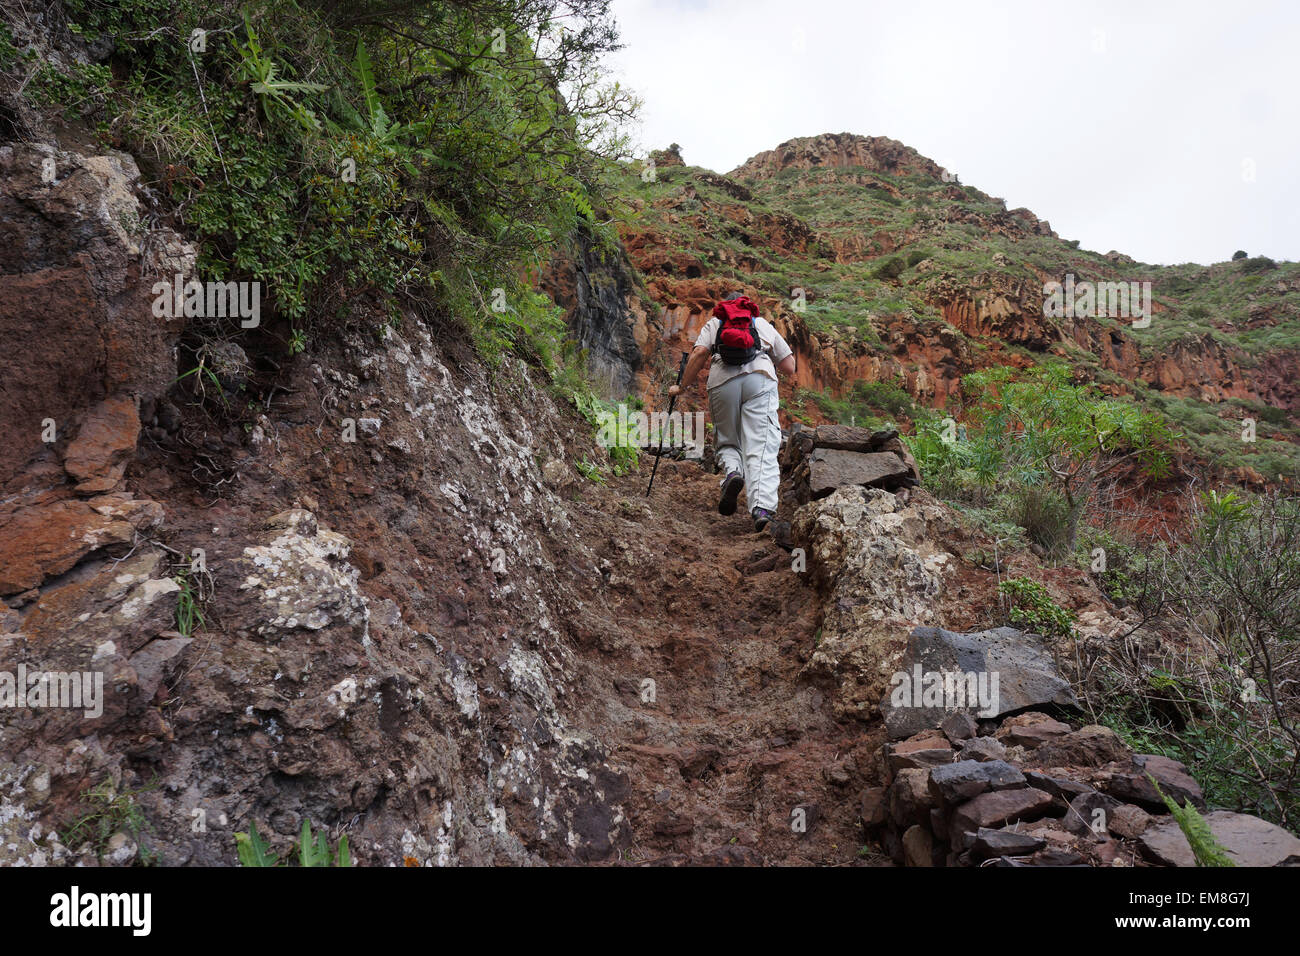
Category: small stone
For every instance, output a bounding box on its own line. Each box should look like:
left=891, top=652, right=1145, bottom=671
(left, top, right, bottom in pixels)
left=942, top=712, right=978, bottom=743
left=971, top=827, right=1047, bottom=862
left=888, top=769, right=936, bottom=828
left=808, top=449, right=911, bottom=497
left=957, top=736, right=1007, bottom=762
left=1024, top=770, right=1094, bottom=802
left=1033, top=725, right=1130, bottom=768
left=1063, top=790, right=1122, bottom=837
left=1108, top=804, right=1152, bottom=839
left=1108, top=754, right=1205, bottom=812
left=902, top=825, right=934, bottom=867
left=997, top=715, right=1072, bottom=749
left=104, top=832, right=137, bottom=866
left=860, top=787, right=887, bottom=827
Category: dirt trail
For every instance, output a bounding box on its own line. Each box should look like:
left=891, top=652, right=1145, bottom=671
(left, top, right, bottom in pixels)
left=578, top=455, right=883, bottom=865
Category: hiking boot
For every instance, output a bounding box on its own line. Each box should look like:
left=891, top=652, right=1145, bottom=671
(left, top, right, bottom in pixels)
left=752, top=507, right=774, bottom=531
left=718, top=472, right=744, bottom=515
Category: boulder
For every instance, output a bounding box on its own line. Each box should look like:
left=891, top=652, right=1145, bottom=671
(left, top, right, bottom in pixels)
left=1140, top=811, right=1300, bottom=867
left=808, top=448, right=911, bottom=497
left=883, top=626, right=1078, bottom=740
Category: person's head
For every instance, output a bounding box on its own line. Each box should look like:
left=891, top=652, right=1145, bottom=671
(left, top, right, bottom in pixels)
left=723, top=292, right=745, bottom=302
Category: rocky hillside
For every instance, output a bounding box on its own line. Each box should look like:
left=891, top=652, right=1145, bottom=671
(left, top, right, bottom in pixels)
left=1, top=2, right=1297, bottom=870
left=595, top=133, right=1299, bottom=486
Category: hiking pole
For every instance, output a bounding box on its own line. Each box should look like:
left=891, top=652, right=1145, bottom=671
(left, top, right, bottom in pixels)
left=646, top=351, right=689, bottom=497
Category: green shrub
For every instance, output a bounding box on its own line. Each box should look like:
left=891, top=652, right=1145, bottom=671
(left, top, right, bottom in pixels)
left=61, top=778, right=160, bottom=865
left=998, top=577, right=1076, bottom=639
left=1239, top=256, right=1276, bottom=274
left=872, top=256, right=906, bottom=281
left=1000, top=485, right=1079, bottom=558
left=1085, top=492, right=1300, bottom=828
left=48, top=0, right=632, bottom=367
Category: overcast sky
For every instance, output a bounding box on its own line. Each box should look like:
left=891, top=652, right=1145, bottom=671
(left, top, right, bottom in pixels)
left=606, top=0, right=1299, bottom=266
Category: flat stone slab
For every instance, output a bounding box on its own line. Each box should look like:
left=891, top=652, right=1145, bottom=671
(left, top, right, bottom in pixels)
left=952, top=787, right=1054, bottom=840
left=808, top=448, right=911, bottom=497
left=812, top=425, right=898, bottom=453
left=971, top=827, right=1047, bottom=862
left=929, top=759, right=1025, bottom=805
left=1140, top=811, right=1300, bottom=867
left=883, top=625, right=1079, bottom=740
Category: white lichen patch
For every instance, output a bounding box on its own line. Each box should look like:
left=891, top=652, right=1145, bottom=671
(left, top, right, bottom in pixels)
left=240, top=511, right=370, bottom=641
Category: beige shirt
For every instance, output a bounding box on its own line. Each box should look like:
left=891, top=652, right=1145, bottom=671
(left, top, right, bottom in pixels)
left=694, top=316, right=793, bottom=389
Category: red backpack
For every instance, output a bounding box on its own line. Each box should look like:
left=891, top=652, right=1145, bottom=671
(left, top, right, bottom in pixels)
left=711, top=295, right=763, bottom=365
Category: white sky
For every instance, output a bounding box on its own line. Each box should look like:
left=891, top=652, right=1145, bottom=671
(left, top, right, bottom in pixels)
left=606, top=0, right=1299, bottom=266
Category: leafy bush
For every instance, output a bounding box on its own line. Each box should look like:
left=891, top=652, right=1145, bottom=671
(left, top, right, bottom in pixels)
left=914, top=364, right=1173, bottom=552
left=48, top=0, right=634, bottom=367
left=1083, top=492, right=1300, bottom=827
left=1000, top=485, right=1079, bottom=558
left=1239, top=256, right=1277, bottom=274
left=872, top=256, right=906, bottom=281
left=852, top=380, right=916, bottom=418
left=998, top=577, right=1076, bottom=639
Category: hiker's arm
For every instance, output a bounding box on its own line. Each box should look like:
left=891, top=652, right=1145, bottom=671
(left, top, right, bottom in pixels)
left=776, top=354, right=796, bottom=377
left=668, top=346, right=711, bottom=396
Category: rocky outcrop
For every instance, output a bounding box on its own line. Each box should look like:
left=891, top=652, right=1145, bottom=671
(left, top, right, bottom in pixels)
left=541, top=228, right=650, bottom=398
left=0, top=144, right=190, bottom=607
left=790, top=486, right=955, bottom=720
left=1, top=317, right=644, bottom=866
left=730, top=133, right=946, bottom=182
left=0, top=144, right=192, bottom=485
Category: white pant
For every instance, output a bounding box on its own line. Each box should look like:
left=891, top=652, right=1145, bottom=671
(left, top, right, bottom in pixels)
left=709, top=372, right=781, bottom=513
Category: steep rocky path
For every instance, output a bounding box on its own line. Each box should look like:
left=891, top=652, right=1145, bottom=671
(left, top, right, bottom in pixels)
left=571, top=457, right=883, bottom=865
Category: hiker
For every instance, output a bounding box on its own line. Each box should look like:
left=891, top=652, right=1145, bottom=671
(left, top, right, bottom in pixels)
left=668, top=293, right=795, bottom=531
